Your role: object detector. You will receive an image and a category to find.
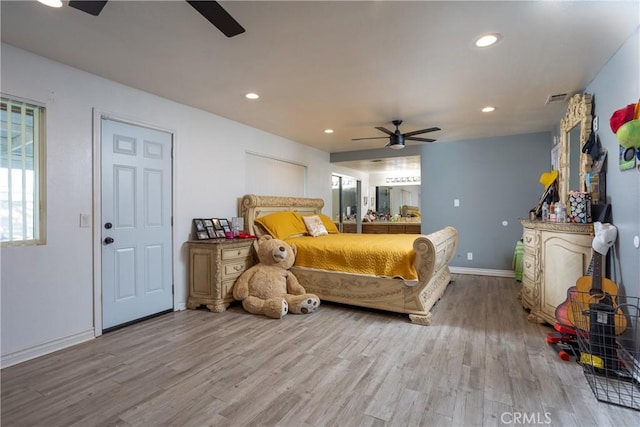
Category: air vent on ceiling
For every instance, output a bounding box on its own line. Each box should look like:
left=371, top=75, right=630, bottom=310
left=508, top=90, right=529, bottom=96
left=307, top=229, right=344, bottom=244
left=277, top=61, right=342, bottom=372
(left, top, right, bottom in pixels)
left=545, top=93, right=568, bottom=105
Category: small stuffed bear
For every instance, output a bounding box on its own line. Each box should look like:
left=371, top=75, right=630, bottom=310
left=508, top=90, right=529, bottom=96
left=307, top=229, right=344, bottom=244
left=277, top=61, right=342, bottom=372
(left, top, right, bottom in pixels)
left=233, top=235, right=320, bottom=319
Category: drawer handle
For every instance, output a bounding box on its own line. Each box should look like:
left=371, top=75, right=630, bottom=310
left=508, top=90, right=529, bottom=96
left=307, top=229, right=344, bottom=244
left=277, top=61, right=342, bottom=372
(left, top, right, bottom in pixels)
left=237, top=250, right=242, bottom=255
left=233, top=265, right=243, bottom=271
left=525, top=236, right=532, bottom=243
left=525, top=262, right=531, bottom=268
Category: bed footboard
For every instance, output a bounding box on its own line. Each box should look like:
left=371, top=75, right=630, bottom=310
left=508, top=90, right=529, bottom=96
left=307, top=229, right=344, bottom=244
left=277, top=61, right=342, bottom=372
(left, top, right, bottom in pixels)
left=292, top=226, right=458, bottom=325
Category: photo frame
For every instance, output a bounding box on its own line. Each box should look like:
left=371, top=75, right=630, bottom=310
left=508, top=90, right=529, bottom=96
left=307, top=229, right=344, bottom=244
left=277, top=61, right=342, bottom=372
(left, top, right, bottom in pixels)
left=218, top=218, right=231, bottom=233
left=194, top=218, right=205, bottom=232
left=193, top=219, right=209, bottom=240
left=211, top=218, right=226, bottom=238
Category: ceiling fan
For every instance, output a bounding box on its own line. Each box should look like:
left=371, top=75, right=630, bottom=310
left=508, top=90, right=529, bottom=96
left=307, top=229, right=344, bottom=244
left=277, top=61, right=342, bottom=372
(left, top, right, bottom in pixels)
left=352, top=120, right=441, bottom=150
left=68, top=1, right=245, bottom=38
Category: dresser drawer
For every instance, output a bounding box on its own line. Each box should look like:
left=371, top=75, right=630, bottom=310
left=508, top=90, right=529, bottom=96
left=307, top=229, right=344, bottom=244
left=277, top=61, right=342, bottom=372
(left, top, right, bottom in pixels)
left=222, top=246, right=252, bottom=260
left=522, top=229, right=536, bottom=251
left=522, top=253, right=537, bottom=281
left=222, top=259, right=251, bottom=279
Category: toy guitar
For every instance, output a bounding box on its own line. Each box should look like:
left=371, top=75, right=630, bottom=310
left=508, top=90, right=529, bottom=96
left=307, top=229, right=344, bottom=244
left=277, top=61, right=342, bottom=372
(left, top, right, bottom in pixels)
left=566, top=223, right=627, bottom=335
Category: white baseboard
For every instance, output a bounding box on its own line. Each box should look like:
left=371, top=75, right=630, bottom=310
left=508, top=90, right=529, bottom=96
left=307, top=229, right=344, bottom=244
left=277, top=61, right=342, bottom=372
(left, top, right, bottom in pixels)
left=0, top=329, right=95, bottom=369
left=450, top=266, right=515, bottom=278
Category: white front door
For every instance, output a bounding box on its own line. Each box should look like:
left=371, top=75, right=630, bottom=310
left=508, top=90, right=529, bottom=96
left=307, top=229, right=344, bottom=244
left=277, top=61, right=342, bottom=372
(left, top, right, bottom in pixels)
left=101, top=118, right=173, bottom=330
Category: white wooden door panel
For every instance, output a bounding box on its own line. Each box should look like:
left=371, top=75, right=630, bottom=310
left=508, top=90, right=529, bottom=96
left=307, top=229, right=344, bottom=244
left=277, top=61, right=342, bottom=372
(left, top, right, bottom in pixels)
left=102, top=118, right=173, bottom=330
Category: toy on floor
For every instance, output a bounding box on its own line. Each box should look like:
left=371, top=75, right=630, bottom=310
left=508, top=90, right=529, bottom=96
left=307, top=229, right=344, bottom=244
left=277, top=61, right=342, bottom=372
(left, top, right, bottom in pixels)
left=547, top=325, right=580, bottom=361
left=232, top=235, right=320, bottom=319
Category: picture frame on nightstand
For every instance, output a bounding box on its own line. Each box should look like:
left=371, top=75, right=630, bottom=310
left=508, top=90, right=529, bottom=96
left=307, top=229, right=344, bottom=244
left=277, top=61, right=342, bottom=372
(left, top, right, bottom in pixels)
left=193, top=219, right=210, bottom=240
left=211, top=218, right=226, bottom=238
left=194, top=218, right=205, bottom=232
left=218, top=218, right=231, bottom=233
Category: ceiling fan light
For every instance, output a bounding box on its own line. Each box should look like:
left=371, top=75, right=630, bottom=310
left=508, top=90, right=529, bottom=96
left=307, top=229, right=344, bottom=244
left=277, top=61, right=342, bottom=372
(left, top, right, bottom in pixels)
left=37, top=0, right=63, bottom=8
left=389, top=144, right=405, bottom=150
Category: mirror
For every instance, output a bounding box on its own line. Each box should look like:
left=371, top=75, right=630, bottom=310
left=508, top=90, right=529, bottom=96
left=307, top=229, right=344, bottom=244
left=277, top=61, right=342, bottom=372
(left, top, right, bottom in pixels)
left=559, top=93, right=593, bottom=203
left=375, top=185, right=420, bottom=216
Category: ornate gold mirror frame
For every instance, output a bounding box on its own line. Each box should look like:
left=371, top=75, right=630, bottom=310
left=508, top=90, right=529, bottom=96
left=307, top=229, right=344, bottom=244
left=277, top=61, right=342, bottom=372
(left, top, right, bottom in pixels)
left=559, top=93, right=593, bottom=203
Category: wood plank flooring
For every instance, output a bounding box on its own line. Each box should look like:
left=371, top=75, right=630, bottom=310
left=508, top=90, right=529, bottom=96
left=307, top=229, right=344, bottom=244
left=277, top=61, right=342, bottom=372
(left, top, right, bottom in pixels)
left=2, top=274, right=639, bottom=426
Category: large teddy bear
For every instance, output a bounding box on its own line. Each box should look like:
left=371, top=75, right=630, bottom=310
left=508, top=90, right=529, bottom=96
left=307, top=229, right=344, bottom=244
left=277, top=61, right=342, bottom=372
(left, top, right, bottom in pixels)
left=233, top=235, right=320, bottom=319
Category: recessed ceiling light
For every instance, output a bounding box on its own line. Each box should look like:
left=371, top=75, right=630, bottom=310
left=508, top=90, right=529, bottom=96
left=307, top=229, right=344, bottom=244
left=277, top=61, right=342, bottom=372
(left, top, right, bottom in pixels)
left=245, top=93, right=259, bottom=100
left=324, top=129, right=334, bottom=134
left=475, top=33, right=501, bottom=48
left=482, top=106, right=496, bottom=113
left=37, top=0, right=63, bottom=7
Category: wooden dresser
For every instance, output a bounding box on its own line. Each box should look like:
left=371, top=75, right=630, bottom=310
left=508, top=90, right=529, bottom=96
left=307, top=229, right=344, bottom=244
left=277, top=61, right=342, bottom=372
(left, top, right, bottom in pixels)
left=519, top=220, right=594, bottom=325
left=186, top=238, right=255, bottom=312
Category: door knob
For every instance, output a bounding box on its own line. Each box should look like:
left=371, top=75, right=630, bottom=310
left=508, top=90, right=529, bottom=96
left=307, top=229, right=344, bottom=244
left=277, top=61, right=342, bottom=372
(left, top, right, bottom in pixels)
left=104, top=237, right=114, bottom=245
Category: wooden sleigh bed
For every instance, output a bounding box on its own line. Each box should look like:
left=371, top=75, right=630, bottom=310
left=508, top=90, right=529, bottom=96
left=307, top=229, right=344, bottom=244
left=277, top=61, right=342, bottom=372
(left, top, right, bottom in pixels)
left=240, top=194, right=458, bottom=325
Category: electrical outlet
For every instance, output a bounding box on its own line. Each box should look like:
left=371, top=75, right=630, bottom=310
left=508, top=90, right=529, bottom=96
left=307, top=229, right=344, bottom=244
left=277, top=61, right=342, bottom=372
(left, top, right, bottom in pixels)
left=467, top=252, right=473, bottom=260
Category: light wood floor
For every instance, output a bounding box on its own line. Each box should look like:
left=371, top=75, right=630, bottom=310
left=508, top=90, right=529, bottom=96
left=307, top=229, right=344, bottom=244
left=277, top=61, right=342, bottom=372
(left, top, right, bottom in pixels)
left=2, top=274, right=639, bottom=426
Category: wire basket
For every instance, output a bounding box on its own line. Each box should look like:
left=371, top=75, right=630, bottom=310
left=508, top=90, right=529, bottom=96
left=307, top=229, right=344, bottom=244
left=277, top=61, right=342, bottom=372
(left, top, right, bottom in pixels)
left=570, top=292, right=640, bottom=411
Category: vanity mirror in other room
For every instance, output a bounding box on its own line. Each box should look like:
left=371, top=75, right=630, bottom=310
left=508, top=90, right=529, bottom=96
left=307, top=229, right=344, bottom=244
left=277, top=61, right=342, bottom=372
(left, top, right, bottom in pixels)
left=332, top=174, right=360, bottom=233
left=559, top=93, right=594, bottom=204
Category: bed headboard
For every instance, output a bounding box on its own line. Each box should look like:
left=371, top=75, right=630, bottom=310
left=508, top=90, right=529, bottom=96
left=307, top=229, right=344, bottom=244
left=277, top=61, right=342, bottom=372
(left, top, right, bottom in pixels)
left=240, top=194, right=325, bottom=236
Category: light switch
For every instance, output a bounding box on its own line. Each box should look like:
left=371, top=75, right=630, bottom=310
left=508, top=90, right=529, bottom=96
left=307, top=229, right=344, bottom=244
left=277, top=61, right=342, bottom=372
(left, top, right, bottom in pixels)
left=454, top=199, right=460, bottom=207
left=80, top=213, right=91, bottom=228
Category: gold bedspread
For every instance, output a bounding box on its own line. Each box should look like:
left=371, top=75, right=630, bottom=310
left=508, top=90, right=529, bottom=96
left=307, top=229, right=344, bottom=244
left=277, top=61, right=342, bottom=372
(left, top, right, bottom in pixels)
left=285, top=233, right=418, bottom=280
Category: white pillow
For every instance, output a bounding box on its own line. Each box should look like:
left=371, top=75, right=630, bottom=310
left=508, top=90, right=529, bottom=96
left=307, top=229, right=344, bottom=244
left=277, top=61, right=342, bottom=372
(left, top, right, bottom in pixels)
left=303, top=215, right=328, bottom=237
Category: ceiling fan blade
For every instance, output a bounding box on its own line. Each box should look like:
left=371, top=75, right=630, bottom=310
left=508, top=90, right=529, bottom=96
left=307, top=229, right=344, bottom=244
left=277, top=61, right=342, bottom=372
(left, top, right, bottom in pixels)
left=405, top=136, right=436, bottom=143
left=187, top=1, right=245, bottom=38
left=402, top=127, right=441, bottom=138
left=375, top=126, right=394, bottom=136
left=352, top=137, right=389, bottom=141
left=68, top=1, right=109, bottom=16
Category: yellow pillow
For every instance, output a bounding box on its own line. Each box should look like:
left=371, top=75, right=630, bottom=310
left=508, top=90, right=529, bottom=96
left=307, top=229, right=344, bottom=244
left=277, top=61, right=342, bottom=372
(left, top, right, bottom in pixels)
left=318, top=213, right=339, bottom=233
left=254, top=211, right=307, bottom=240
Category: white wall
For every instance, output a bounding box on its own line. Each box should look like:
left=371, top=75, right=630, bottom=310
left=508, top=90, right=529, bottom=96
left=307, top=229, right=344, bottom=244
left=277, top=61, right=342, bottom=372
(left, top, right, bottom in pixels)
left=0, top=44, right=332, bottom=366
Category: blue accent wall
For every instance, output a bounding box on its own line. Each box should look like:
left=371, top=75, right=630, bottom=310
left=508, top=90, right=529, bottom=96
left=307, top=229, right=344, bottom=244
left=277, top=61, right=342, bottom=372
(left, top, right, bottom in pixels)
left=421, top=132, right=552, bottom=270
left=586, top=28, right=639, bottom=297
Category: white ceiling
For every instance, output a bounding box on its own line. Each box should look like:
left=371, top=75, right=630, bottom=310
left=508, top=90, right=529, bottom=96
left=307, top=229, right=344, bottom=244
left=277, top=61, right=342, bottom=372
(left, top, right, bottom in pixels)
left=2, top=1, right=639, bottom=163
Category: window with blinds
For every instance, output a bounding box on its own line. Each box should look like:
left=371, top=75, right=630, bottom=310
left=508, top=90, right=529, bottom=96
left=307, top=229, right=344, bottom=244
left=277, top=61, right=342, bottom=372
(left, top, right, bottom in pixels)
left=0, top=96, right=46, bottom=245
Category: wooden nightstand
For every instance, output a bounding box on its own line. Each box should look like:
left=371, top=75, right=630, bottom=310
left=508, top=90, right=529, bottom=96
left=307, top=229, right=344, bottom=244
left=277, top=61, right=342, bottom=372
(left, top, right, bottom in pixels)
left=186, top=238, right=255, bottom=312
